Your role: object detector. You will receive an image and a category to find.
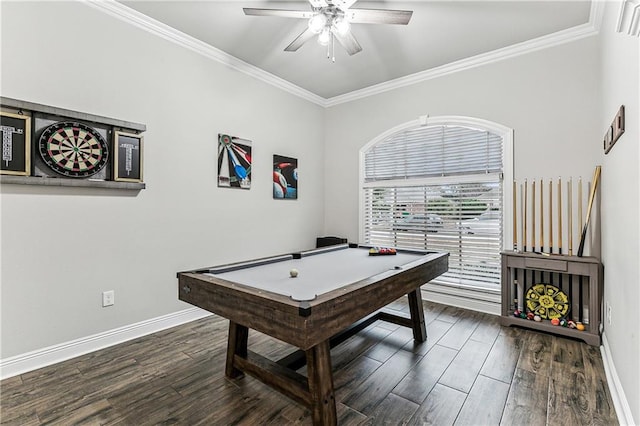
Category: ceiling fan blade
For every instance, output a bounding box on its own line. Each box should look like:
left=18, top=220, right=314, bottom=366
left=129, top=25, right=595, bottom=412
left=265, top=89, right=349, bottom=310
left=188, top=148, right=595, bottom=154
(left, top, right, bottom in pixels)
left=308, top=0, right=329, bottom=8
left=334, top=30, right=362, bottom=55
left=345, top=9, right=413, bottom=25
left=284, top=27, right=317, bottom=52
left=243, top=8, right=313, bottom=19
left=333, top=0, right=358, bottom=10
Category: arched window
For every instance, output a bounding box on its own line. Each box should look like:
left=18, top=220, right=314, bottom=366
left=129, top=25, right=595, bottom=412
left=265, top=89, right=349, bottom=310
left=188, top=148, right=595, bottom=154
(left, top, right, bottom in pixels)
left=360, top=116, right=513, bottom=303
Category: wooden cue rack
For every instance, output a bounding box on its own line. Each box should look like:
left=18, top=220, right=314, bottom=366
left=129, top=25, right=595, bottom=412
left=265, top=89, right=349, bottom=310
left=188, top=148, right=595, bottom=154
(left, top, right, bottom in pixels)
left=500, top=251, right=603, bottom=346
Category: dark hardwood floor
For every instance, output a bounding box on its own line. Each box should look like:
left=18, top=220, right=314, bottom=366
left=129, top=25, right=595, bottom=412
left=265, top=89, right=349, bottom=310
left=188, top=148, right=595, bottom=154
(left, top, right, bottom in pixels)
left=0, top=300, right=618, bottom=425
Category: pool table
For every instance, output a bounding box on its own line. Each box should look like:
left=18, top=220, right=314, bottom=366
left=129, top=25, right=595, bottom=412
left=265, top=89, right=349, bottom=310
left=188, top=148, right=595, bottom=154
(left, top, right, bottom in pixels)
left=177, top=243, right=448, bottom=425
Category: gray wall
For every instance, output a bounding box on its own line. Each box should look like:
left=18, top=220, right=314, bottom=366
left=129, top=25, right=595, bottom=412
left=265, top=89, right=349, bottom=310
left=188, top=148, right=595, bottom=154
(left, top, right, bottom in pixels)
left=599, top=1, right=640, bottom=422
left=323, top=36, right=601, bottom=243
left=0, top=1, right=325, bottom=358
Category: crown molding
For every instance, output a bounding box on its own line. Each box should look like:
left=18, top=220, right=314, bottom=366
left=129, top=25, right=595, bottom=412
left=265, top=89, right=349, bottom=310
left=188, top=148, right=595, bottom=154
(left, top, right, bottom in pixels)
left=83, top=0, right=602, bottom=109
left=325, top=22, right=601, bottom=107
left=83, top=0, right=326, bottom=107
left=589, top=0, right=606, bottom=32
left=617, top=0, right=640, bottom=36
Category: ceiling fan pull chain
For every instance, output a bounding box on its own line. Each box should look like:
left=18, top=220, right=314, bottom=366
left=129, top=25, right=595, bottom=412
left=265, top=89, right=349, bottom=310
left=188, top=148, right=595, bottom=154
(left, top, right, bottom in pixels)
left=331, top=33, right=336, bottom=63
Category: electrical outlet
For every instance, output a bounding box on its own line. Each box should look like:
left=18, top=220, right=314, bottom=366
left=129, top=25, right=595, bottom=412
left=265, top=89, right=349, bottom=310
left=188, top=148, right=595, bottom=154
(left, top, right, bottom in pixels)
left=606, top=302, right=612, bottom=325
left=102, top=290, right=115, bottom=307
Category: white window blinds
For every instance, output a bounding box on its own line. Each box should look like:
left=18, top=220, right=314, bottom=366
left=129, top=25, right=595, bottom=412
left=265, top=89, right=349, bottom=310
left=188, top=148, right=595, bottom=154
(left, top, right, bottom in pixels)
left=362, top=125, right=504, bottom=291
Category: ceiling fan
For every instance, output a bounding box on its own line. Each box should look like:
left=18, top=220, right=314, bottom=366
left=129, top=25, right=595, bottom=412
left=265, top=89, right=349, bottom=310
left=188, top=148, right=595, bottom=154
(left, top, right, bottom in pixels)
left=243, top=0, right=413, bottom=60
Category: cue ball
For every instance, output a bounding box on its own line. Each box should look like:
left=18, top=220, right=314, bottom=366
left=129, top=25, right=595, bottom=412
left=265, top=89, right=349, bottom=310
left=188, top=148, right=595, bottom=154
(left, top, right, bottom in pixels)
left=290, top=269, right=299, bottom=278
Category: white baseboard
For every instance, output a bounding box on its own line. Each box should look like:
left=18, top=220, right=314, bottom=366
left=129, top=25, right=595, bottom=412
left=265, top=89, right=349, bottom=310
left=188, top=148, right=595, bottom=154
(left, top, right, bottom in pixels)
left=421, top=286, right=501, bottom=316
left=0, top=307, right=212, bottom=380
left=601, top=332, right=637, bottom=426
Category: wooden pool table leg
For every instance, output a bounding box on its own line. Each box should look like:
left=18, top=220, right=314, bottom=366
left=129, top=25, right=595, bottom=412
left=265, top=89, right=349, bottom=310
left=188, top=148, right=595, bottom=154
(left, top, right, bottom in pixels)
left=407, top=288, right=427, bottom=342
left=225, top=321, right=248, bottom=378
left=306, top=340, right=337, bottom=426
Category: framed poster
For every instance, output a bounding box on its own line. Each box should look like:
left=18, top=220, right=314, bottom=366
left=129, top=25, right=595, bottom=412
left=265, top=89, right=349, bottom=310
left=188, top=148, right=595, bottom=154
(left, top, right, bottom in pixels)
left=113, top=130, right=143, bottom=182
left=273, top=155, right=298, bottom=199
left=218, top=134, right=252, bottom=189
left=1, top=110, right=31, bottom=176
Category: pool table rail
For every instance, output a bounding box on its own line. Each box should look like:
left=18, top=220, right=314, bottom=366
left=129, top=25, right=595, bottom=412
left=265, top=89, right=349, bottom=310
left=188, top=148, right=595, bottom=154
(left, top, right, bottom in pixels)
left=177, top=248, right=448, bottom=350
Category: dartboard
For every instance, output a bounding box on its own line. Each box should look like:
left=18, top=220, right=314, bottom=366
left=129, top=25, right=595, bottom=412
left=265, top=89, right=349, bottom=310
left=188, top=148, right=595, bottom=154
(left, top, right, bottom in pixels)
left=38, top=121, right=109, bottom=178
left=525, top=283, right=570, bottom=319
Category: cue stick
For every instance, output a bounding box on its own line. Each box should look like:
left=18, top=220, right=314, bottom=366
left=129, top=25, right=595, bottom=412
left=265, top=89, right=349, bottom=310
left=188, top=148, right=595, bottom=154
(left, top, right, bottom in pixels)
left=567, top=178, right=573, bottom=314
left=521, top=183, right=525, bottom=253
left=524, top=179, right=528, bottom=252
left=532, top=180, right=536, bottom=252
left=538, top=180, right=545, bottom=284
left=558, top=178, right=562, bottom=255
left=513, top=180, right=517, bottom=251
left=539, top=179, right=544, bottom=254
left=578, top=178, right=583, bottom=237
left=578, top=178, right=583, bottom=320
left=548, top=178, right=554, bottom=287
left=557, top=178, right=563, bottom=295
left=577, top=166, right=601, bottom=257
left=568, top=178, right=573, bottom=256
left=549, top=179, right=553, bottom=254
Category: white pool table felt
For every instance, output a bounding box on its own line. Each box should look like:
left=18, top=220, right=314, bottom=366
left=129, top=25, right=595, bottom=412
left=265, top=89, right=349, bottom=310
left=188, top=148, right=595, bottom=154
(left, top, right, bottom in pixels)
left=206, top=248, right=424, bottom=301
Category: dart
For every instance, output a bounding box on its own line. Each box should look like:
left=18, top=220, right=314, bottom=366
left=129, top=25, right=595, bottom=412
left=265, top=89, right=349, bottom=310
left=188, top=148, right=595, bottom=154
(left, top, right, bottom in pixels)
left=232, top=143, right=252, bottom=164
left=227, top=145, right=247, bottom=180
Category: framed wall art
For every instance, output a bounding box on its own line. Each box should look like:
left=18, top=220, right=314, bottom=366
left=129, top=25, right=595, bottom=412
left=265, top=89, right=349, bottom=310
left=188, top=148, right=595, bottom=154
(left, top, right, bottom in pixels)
left=1, top=110, right=31, bottom=176
left=273, top=154, right=297, bottom=199
left=1, top=96, right=147, bottom=189
left=218, top=134, right=252, bottom=189
left=113, top=130, right=143, bottom=182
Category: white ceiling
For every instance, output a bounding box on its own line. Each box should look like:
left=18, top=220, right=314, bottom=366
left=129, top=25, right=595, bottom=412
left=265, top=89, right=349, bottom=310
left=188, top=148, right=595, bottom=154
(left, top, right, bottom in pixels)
left=119, top=1, right=592, bottom=99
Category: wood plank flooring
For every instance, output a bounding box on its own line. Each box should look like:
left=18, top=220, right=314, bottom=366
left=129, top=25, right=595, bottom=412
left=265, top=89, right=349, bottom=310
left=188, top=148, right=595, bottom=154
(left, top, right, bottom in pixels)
left=0, top=300, right=618, bottom=425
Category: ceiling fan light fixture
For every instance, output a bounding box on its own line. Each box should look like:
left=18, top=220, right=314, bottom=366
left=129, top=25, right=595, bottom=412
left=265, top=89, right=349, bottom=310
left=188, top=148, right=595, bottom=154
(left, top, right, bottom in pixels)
left=245, top=1, right=412, bottom=58
left=308, top=13, right=327, bottom=34
left=333, top=17, right=350, bottom=36
left=317, top=27, right=331, bottom=45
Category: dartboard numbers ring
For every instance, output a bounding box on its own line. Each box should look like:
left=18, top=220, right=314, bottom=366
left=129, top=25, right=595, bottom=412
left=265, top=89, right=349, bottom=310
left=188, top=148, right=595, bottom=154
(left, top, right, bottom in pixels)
left=38, top=121, right=109, bottom=178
